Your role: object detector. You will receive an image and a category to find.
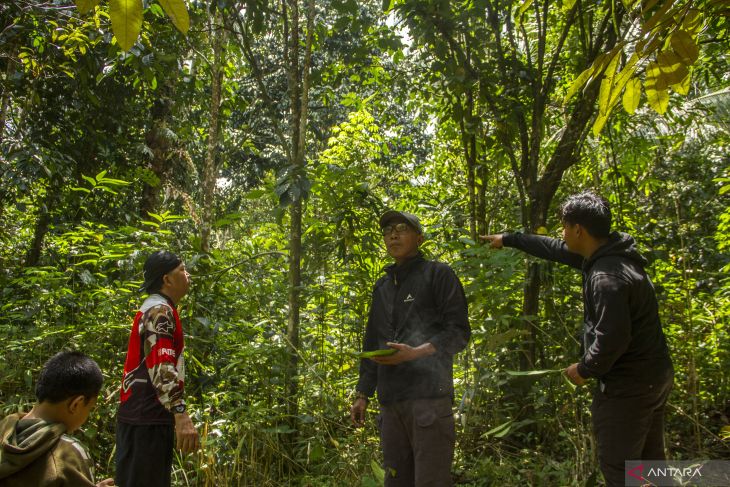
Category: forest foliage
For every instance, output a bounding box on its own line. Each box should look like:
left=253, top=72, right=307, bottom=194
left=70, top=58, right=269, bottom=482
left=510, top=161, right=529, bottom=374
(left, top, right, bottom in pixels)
left=1, top=0, right=728, bottom=485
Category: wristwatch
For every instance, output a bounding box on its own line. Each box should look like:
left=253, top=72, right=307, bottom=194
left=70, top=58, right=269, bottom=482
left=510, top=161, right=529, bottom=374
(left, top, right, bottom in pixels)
left=172, top=403, right=186, bottom=414
left=354, top=391, right=369, bottom=402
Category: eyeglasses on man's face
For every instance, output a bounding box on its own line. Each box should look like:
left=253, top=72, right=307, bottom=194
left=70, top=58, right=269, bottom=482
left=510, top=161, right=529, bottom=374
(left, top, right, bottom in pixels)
left=381, top=223, right=412, bottom=236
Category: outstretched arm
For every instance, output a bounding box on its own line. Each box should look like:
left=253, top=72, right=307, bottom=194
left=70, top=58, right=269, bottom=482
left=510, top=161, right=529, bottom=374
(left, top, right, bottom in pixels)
left=481, top=232, right=584, bottom=269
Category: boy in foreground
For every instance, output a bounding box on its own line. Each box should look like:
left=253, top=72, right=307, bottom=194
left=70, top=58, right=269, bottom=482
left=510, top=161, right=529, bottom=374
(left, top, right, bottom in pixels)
left=0, top=351, right=114, bottom=486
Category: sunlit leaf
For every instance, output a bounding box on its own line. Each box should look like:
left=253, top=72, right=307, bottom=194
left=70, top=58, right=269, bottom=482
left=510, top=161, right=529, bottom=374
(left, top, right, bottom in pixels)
left=606, top=53, right=639, bottom=111
left=645, top=84, right=669, bottom=115
left=76, top=0, right=100, bottom=14
left=671, top=73, right=691, bottom=95
left=622, top=78, right=642, bottom=114
left=642, top=0, right=676, bottom=34
left=109, top=0, right=143, bottom=52
left=371, top=460, right=385, bottom=482
left=592, top=112, right=609, bottom=136
left=646, top=61, right=666, bottom=90
left=82, top=175, right=97, bottom=187
left=157, top=0, right=190, bottom=34
left=682, top=9, right=704, bottom=35
left=518, top=0, right=534, bottom=17
left=598, top=52, right=620, bottom=115
left=564, top=53, right=611, bottom=104
left=505, top=369, right=563, bottom=376
left=485, top=420, right=513, bottom=437
left=656, top=51, right=689, bottom=87
left=640, top=0, right=661, bottom=15
left=670, top=30, right=699, bottom=64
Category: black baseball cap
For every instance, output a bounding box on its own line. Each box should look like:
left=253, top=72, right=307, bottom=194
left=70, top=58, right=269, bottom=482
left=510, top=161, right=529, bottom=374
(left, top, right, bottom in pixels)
left=139, top=251, right=182, bottom=293
left=379, top=210, right=423, bottom=234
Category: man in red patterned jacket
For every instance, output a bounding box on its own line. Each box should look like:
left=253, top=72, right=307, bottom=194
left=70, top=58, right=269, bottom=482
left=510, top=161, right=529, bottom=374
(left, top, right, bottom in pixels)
left=115, top=251, right=199, bottom=487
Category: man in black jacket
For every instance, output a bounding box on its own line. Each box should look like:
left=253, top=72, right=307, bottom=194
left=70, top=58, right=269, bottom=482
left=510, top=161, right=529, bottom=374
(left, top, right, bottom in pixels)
left=482, top=191, right=673, bottom=487
left=350, top=210, right=471, bottom=487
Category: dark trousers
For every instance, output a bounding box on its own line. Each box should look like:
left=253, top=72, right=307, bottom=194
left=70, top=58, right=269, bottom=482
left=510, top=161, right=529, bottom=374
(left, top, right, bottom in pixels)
left=591, top=372, right=673, bottom=487
left=115, top=421, right=174, bottom=487
left=378, top=396, right=455, bottom=487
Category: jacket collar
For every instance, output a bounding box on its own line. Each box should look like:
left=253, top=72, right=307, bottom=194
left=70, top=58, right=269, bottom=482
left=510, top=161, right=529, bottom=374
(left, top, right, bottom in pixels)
left=582, top=232, right=647, bottom=271
left=385, top=252, right=425, bottom=282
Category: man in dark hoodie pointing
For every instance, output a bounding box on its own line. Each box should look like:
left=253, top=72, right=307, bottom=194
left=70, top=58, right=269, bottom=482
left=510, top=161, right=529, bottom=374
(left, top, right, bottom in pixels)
left=481, top=191, right=673, bottom=487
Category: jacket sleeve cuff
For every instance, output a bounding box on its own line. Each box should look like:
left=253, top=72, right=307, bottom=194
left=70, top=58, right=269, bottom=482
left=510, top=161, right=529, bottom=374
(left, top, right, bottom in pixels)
left=502, top=232, right=517, bottom=247
left=355, top=380, right=376, bottom=398
left=577, top=362, right=593, bottom=379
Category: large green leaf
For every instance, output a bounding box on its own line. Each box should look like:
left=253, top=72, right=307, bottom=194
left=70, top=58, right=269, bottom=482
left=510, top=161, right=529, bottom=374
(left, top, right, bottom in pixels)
left=110, top=0, right=143, bottom=52
left=682, top=9, right=704, bottom=35
left=518, top=0, right=534, bottom=17
left=646, top=63, right=669, bottom=115
left=598, top=52, right=620, bottom=115
left=656, top=51, right=689, bottom=87
left=484, top=420, right=513, bottom=437
left=622, top=77, right=642, bottom=114
left=76, top=0, right=100, bottom=14
left=671, top=72, right=691, bottom=95
left=619, top=0, right=641, bottom=10
left=606, top=53, right=640, bottom=111
left=158, top=0, right=190, bottom=34
left=670, top=30, right=699, bottom=64
left=564, top=52, right=612, bottom=105
left=592, top=111, right=609, bottom=136
left=642, top=0, right=676, bottom=34
left=505, top=369, right=563, bottom=377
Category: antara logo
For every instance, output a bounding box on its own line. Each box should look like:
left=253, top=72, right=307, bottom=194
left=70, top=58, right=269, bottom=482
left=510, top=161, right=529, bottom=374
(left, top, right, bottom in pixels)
left=404, top=294, right=414, bottom=303
left=627, top=463, right=704, bottom=483
left=627, top=464, right=648, bottom=483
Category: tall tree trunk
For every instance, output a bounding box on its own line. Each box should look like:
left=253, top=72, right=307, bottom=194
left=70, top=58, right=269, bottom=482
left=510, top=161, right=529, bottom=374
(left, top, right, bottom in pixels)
left=459, top=86, right=478, bottom=241
left=514, top=3, right=622, bottom=370
left=200, top=15, right=226, bottom=253
left=140, top=86, right=175, bottom=218
left=236, top=1, right=315, bottom=461
left=284, top=0, right=315, bottom=457
left=25, top=178, right=59, bottom=267
left=0, top=56, right=16, bottom=144
left=476, top=162, right=487, bottom=236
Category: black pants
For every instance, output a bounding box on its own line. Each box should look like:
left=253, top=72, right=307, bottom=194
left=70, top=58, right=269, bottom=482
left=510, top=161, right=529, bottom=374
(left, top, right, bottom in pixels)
left=115, top=421, right=174, bottom=487
left=591, top=371, right=673, bottom=487
left=378, top=396, right=456, bottom=487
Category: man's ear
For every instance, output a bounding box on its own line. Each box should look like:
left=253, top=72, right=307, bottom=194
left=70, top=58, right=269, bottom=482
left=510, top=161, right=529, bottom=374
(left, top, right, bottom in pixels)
left=67, top=395, right=86, bottom=413
left=417, top=234, right=424, bottom=246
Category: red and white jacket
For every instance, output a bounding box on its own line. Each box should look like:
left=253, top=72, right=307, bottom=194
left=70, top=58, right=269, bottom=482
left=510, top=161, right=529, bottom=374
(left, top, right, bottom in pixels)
left=118, top=294, right=186, bottom=425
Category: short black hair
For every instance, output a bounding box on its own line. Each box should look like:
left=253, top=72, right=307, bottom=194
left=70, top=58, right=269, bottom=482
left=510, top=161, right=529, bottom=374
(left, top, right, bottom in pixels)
left=559, top=190, right=612, bottom=238
left=140, top=250, right=182, bottom=294
left=35, top=351, right=103, bottom=403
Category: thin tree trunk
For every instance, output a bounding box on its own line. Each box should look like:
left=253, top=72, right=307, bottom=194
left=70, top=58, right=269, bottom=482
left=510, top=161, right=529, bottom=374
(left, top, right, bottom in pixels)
left=0, top=56, right=15, bottom=144
left=476, top=162, right=487, bottom=236
left=201, top=15, right=225, bottom=253
left=25, top=179, right=58, bottom=267
left=284, top=0, right=315, bottom=454
left=141, top=104, right=171, bottom=217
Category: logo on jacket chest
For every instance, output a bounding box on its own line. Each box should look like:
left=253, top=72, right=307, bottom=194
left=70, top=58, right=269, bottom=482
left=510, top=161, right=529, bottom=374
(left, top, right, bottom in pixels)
left=403, top=293, right=415, bottom=303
